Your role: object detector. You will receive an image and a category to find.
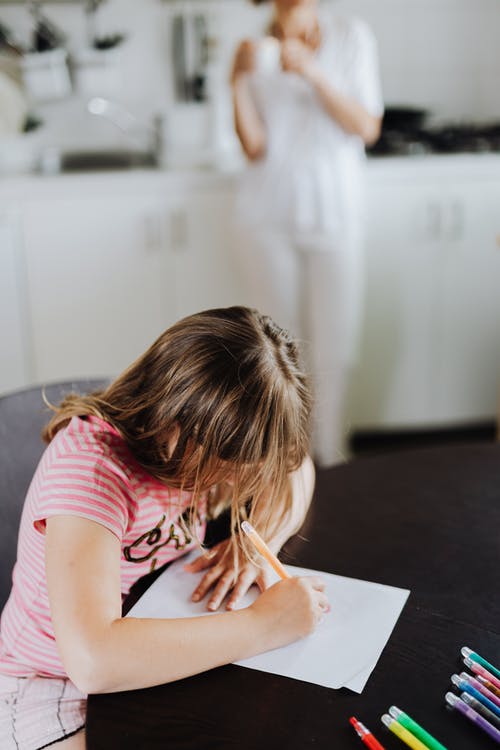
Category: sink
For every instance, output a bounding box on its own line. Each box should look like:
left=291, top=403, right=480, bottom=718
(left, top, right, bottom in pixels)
left=38, top=149, right=158, bottom=174
left=60, top=149, right=157, bottom=172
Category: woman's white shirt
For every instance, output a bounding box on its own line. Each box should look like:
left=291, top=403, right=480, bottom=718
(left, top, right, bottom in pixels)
left=235, top=12, right=383, bottom=236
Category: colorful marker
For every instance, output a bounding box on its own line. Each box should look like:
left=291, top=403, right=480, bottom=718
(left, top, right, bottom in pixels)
left=445, top=692, right=500, bottom=744
left=388, top=706, right=447, bottom=750
left=476, top=675, right=500, bottom=699
left=461, top=692, right=500, bottom=731
left=451, top=674, right=500, bottom=718
left=349, top=717, right=386, bottom=750
left=381, top=714, right=429, bottom=750
left=241, top=522, right=290, bottom=579
left=463, top=656, right=500, bottom=691
left=457, top=671, right=500, bottom=709
left=461, top=647, right=500, bottom=680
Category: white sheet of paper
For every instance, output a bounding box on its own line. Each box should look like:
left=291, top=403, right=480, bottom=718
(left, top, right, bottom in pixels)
left=127, top=553, right=409, bottom=693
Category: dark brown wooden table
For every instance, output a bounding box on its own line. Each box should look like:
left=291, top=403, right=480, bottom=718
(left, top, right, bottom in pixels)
left=86, top=443, right=500, bottom=749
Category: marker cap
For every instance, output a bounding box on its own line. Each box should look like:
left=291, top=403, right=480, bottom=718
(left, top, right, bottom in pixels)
left=389, top=706, right=403, bottom=720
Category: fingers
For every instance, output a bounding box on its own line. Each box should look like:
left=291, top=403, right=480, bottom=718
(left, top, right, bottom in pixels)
left=226, top=569, right=257, bottom=610
left=183, top=549, right=218, bottom=573
left=191, top=561, right=260, bottom=612
left=184, top=541, right=230, bottom=572
left=305, top=575, right=327, bottom=593
left=206, top=570, right=238, bottom=612
left=188, top=557, right=329, bottom=621
left=281, top=40, right=298, bottom=63
left=280, top=40, right=312, bottom=76
left=317, top=592, right=331, bottom=614
left=299, top=577, right=330, bottom=622
left=190, top=563, right=228, bottom=605
left=187, top=540, right=255, bottom=611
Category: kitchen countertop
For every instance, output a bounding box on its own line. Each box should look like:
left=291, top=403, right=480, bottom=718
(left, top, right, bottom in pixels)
left=365, top=152, right=500, bottom=181
left=0, top=164, right=237, bottom=201
left=2, top=153, right=500, bottom=201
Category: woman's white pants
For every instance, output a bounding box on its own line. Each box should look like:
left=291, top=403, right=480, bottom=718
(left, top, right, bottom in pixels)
left=234, top=225, right=364, bottom=468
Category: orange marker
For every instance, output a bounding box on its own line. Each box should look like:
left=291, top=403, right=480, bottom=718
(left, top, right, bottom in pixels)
left=241, top=521, right=290, bottom=579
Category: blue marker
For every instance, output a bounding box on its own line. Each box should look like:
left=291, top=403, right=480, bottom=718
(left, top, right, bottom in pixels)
left=452, top=674, right=500, bottom=719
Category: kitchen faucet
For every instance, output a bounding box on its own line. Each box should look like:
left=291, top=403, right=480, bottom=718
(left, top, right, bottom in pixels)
left=87, top=97, right=164, bottom=167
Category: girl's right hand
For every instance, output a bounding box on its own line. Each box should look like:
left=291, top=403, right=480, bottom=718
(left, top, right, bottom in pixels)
left=231, top=39, right=257, bottom=84
left=249, top=576, right=330, bottom=651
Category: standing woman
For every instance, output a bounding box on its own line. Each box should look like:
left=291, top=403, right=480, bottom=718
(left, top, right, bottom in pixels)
left=230, top=0, right=383, bottom=466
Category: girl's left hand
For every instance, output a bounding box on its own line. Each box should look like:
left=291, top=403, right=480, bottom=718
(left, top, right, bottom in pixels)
left=280, top=38, right=318, bottom=80
left=184, top=539, right=274, bottom=611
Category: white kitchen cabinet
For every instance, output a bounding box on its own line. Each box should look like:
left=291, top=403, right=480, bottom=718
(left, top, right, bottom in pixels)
left=0, top=209, right=31, bottom=394
left=435, top=180, right=500, bottom=422
left=349, top=183, right=441, bottom=427
left=169, top=185, right=246, bottom=320
left=18, top=174, right=246, bottom=387
left=22, top=191, right=178, bottom=383
left=349, top=163, right=500, bottom=430
left=6, top=159, right=500, bottom=425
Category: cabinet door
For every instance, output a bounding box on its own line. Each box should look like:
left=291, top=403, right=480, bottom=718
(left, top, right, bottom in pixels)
left=170, top=187, right=247, bottom=320
left=434, top=182, right=500, bottom=422
left=0, top=209, right=30, bottom=394
left=22, top=193, right=177, bottom=383
left=349, top=182, right=442, bottom=428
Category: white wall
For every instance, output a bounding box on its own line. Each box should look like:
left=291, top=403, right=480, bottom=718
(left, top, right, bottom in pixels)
left=336, top=0, right=500, bottom=121
left=1, top=0, right=499, bottom=155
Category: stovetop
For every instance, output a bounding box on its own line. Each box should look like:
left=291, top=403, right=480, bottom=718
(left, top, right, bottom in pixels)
left=367, top=123, right=500, bottom=157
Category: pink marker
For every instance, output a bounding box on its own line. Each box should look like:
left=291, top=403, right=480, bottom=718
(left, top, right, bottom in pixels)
left=464, top=657, right=500, bottom=692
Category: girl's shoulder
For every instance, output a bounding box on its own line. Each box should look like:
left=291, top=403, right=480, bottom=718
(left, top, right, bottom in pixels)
left=46, top=414, right=135, bottom=489
left=53, top=413, right=119, bottom=445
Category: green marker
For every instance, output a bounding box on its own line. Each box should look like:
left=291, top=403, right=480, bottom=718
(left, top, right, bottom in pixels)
left=462, top=646, right=500, bottom=680
left=388, top=706, right=447, bottom=750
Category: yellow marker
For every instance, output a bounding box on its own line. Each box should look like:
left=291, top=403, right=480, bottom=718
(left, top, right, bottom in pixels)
left=381, top=715, right=430, bottom=750
left=241, top=521, right=290, bottom=580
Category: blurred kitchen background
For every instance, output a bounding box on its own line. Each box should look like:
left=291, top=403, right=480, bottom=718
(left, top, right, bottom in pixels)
left=1, top=0, right=500, bottom=456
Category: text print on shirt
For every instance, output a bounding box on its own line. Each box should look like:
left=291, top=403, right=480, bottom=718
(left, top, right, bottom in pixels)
left=124, top=508, right=197, bottom=571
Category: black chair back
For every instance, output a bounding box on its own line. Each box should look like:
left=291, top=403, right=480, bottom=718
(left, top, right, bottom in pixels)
left=0, top=379, right=107, bottom=612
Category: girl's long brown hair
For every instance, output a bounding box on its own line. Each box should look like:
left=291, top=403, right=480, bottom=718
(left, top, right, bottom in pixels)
left=43, top=307, right=312, bottom=567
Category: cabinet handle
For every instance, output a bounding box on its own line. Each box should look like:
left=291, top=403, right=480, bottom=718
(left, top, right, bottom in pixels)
left=144, top=214, right=163, bottom=253
left=447, top=199, right=464, bottom=242
left=170, top=209, right=188, bottom=253
left=425, top=201, right=441, bottom=240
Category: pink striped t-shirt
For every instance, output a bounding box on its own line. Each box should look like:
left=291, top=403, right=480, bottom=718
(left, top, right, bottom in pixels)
left=0, top=415, right=206, bottom=678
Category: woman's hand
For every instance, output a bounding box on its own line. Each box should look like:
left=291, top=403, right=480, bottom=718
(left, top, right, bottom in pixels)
left=280, top=38, right=318, bottom=81
left=231, top=39, right=258, bottom=85
left=184, top=539, right=274, bottom=611
left=250, top=576, right=330, bottom=650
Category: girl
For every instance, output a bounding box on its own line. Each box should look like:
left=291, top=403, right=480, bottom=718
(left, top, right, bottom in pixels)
left=0, top=306, right=329, bottom=749
left=230, top=0, right=383, bottom=466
